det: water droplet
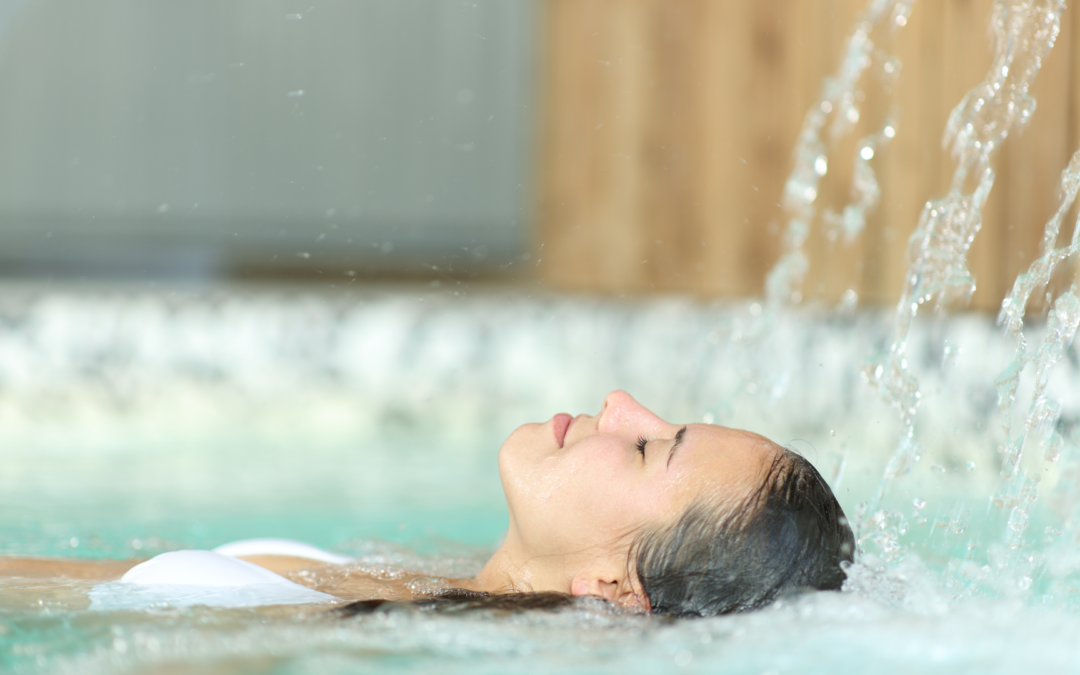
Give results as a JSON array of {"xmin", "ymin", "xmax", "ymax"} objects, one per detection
[
  {"xmin": 884, "ymin": 125, "xmax": 896, "ymax": 138},
  {"xmin": 846, "ymin": 107, "xmax": 860, "ymax": 124},
  {"xmin": 966, "ymin": 461, "xmax": 976, "ymax": 472},
  {"xmin": 913, "ymin": 498, "xmax": 926, "ymax": 510},
  {"xmin": 702, "ymin": 412, "xmax": 715, "ymax": 424},
  {"xmin": 840, "ymin": 288, "xmax": 859, "ymax": 312},
  {"xmin": 821, "ymin": 101, "xmax": 833, "ymax": 114},
  {"xmin": 814, "ymin": 155, "xmax": 828, "ymax": 176},
  {"xmin": 830, "ymin": 429, "xmax": 836, "ymax": 437},
  {"xmin": 69, "ymin": 537, "xmax": 79, "ymax": 547},
  {"xmin": 749, "ymin": 302, "xmax": 762, "ymax": 316},
  {"xmin": 895, "ymin": 14, "xmax": 907, "ymax": 26},
  {"xmin": 860, "ymin": 146, "xmax": 875, "ymax": 161}
]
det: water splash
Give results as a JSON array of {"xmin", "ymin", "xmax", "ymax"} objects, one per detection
[
  {"xmin": 862, "ymin": 0, "xmax": 1067, "ymax": 544},
  {"xmin": 991, "ymin": 141, "xmax": 1080, "ymax": 555},
  {"xmin": 767, "ymin": 0, "xmax": 914, "ymax": 307}
]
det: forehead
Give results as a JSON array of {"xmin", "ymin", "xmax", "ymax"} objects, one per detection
[{"xmin": 668, "ymin": 424, "xmax": 778, "ymax": 501}]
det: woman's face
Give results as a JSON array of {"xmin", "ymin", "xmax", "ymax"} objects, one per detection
[{"xmin": 498, "ymin": 390, "xmax": 780, "ymax": 563}]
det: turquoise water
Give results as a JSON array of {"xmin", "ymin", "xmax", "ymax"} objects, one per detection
[
  {"xmin": 3, "ymin": 286, "xmax": 1080, "ymax": 674},
  {"xmin": 1, "ymin": 433, "xmax": 507, "ymax": 559}
]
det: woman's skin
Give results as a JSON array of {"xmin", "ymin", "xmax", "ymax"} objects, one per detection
[{"xmin": 0, "ymin": 390, "xmax": 779, "ymax": 610}]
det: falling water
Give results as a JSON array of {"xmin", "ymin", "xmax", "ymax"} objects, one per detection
[
  {"xmin": 767, "ymin": 0, "xmax": 915, "ymax": 308},
  {"xmin": 990, "ymin": 147, "xmax": 1080, "ymax": 570},
  {"xmin": 859, "ymin": 0, "xmax": 1067, "ymax": 553}
]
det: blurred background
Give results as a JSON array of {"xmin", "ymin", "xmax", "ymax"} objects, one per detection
[
  {"xmin": 0, "ymin": 0, "xmax": 1075, "ymax": 307},
  {"xmin": 6, "ymin": 4, "xmax": 1080, "ymax": 672}
]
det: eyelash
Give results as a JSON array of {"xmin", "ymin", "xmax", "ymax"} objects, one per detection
[{"xmin": 635, "ymin": 436, "xmax": 648, "ymax": 458}]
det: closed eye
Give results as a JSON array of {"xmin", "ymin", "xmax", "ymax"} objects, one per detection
[{"xmin": 635, "ymin": 436, "xmax": 648, "ymax": 459}]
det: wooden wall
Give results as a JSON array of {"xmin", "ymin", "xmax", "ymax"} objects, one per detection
[{"xmin": 534, "ymin": 0, "xmax": 1080, "ymax": 309}]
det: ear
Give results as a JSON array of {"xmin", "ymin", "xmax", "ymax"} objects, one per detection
[{"xmin": 570, "ymin": 573, "xmax": 651, "ymax": 613}]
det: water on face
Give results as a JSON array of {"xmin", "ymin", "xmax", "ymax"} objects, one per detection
[{"xmin": 1, "ymin": 287, "xmax": 1080, "ymax": 674}]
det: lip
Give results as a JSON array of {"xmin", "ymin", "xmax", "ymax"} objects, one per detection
[{"xmin": 552, "ymin": 413, "xmax": 573, "ymax": 448}]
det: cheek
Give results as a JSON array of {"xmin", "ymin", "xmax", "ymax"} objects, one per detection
[{"xmin": 548, "ymin": 442, "xmax": 650, "ymax": 517}]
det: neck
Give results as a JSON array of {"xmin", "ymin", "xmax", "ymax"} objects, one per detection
[{"xmin": 451, "ymin": 530, "xmax": 570, "ymax": 596}]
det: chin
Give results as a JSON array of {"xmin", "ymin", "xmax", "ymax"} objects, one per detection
[{"xmin": 497, "ymin": 422, "xmax": 545, "ymax": 485}]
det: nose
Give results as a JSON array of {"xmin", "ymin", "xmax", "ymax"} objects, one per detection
[{"xmin": 597, "ymin": 390, "xmax": 669, "ymax": 436}]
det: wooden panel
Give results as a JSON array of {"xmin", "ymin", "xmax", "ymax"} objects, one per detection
[
  {"xmin": 537, "ymin": 0, "xmax": 650, "ymax": 291},
  {"xmin": 866, "ymin": 0, "xmax": 943, "ymax": 302},
  {"xmin": 536, "ymin": 0, "xmax": 1080, "ymax": 310}
]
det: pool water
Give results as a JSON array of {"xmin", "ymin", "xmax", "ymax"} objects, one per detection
[{"xmin": 2, "ymin": 284, "xmax": 1080, "ymax": 674}]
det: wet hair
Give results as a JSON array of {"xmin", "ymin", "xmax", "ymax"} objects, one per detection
[
  {"xmin": 633, "ymin": 447, "xmax": 855, "ymax": 618},
  {"xmin": 338, "ymin": 588, "xmax": 573, "ymax": 616}
]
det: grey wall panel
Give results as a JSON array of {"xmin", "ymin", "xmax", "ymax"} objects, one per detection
[{"xmin": 0, "ymin": 0, "xmax": 536, "ymax": 277}]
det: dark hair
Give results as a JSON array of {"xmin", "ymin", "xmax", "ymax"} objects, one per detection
[
  {"xmin": 337, "ymin": 588, "xmax": 574, "ymax": 616},
  {"xmin": 633, "ymin": 448, "xmax": 854, "ymax": 618}
]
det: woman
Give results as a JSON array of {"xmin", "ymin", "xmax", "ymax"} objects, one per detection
[{"xmin": 0, "ymin": 391, "xmax": 854, "ymax": 618}]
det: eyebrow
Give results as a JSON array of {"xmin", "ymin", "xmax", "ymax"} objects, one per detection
[{"xmin": 667, "ymin": 426, "xmax": 688, "ymax": 468}]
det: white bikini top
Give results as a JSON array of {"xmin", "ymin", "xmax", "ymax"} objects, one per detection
[{"xmin": 89, "ymin": 539, "xmax": 349, "ymax": 611}]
